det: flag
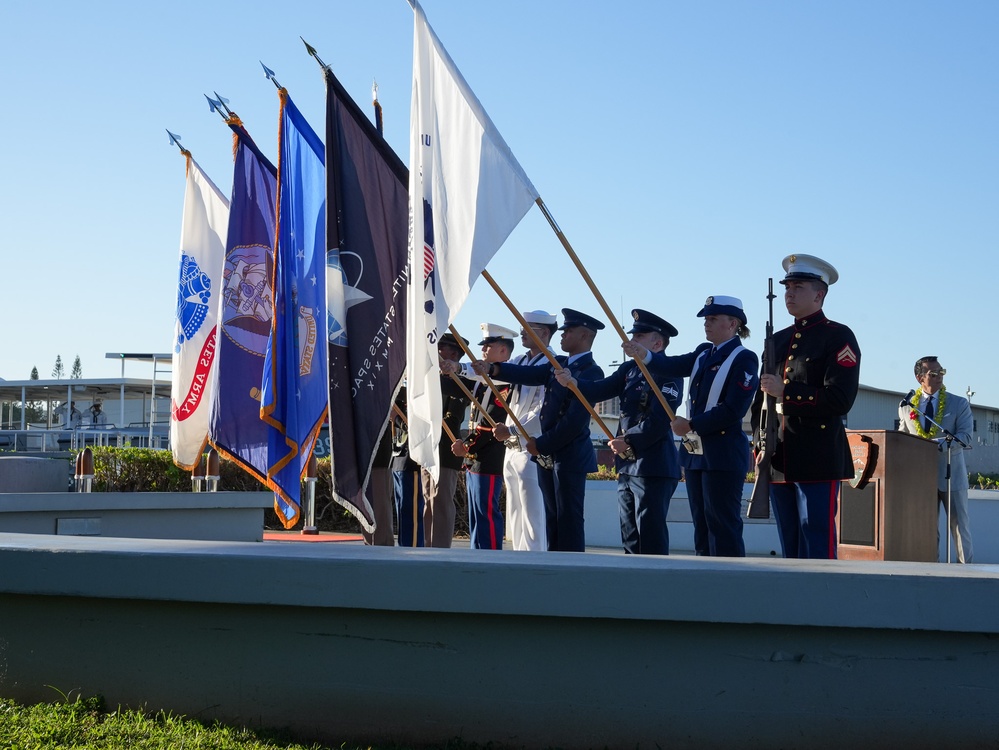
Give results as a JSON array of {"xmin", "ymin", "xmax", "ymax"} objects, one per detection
[
  {"xmin": 407, "ymin": 0, "xmax": 540, "ymax": 479},
  {"xmin": 261, "ymin": 90, "xmax": 329, "ymax": 527},
  {"xmin": 208, "ymin": 122, "xmax": 278, "ymax": 483},
  {"xmin": 170, "ymin": 154, "xmax": 229, "ymax": 470},
  {"xmin": 325, "ymin": 68, "xmax": 409, "ymax": 531}
]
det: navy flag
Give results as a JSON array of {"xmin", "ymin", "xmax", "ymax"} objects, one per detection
[
  {"xmin": 325, "ymin": 67, "xmax": 409, "ymax": 531},
  {"xmin": 208, "ymin": 121, "xmax": 277, "ymax": 484},
  {"xmin": 261, "ymin": 89, "xmax": 329, "ymax": 527}
]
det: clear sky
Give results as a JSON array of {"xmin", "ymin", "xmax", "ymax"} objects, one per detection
[{"xmin": 2, "ymin": 1, "xmax": 997, "ymax": 406}]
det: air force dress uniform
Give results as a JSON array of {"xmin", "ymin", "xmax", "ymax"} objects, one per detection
[
  {"xmin": 648, "ymin": 297, "xmax": 759, "ymax": 557},
  {"xmin": 751, "ymin": 255, "xmax": 861, "ymax": 559},
  {"xmin": 577, "ymin": 310, "xmax": 683, "ymax": 555},
  {"xmin": 493, "ymin": 309, "xmax": 604, "ymax": 552}
]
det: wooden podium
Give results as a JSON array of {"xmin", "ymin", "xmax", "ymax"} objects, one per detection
[{"xmin": 837, "ymin": 430, "xmax": 938, "ymax": 561}]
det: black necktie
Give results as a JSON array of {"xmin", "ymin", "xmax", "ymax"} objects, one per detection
[{"xmin": 923, "ymin": 396, "xmax": 933, "ymax": 431}]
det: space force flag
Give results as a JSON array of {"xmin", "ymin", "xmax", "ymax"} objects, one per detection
[
  {"xmin": 407, "ymin": 0, "xmax": 540, "ymax": 479},
  {"xmin": 171, "ymin": 155, "xmax": 229, "ymax": 470},
  {"xmin": 260, "ymin": 89, "xmax": 329, "ymax": 527},
  {"xmin": 208, "ymin": 123, "xmax": 277, "ymax": 484},
  {"xmin": 325, "ymin": 68, "xmax": 409, "ymax": 531}
]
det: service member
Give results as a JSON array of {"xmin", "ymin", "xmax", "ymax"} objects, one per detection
[
  {"xmin": 481, "ymin": 309, "xmax": 605, "ymax": 552},
  {"xmin": 390, "ymin": 387, "xmax": 425, "ymax": 547},
  {"xmin": 567, "ymin": 310, "xmax": 683, "ymax": 555},
  {"xmin": 492, "ymin": 311, "xmax": 558, "ymax": 551},
  {"xmin": 452, "ymin": 324, "xmax": 515, "ymax": 549},
  {"xmin": 629, "ymin": 297, "xmax": 758, "ymax": 557},
  {"xmin": 423, "ymin": 333, "xmax": 471, "ymax": 548},
  {"xmin": 751, "ymin": 254, "xmax": 861, "ymax": 559}
]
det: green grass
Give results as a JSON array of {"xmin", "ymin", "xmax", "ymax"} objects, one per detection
[{"xmin": 0, "ymin": 695, "xmax": 368, "ymax": 749}]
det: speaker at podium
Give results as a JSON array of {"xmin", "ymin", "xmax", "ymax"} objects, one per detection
[{"xmin": 837, "ymin": 430, "xmax": 939, "ymax": 561}]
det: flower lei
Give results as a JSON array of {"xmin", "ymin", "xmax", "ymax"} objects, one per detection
[{"xmin": 909, "ymin": 386, "xmax": 946, "ymax": 439}]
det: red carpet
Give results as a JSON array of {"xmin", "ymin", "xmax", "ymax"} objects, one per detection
[{"xmin": 262, "ymin": 531, "xmax": 364, "ymax": 543}]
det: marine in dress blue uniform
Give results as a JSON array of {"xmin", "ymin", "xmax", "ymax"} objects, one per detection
[
  {"xmin": 575, "ymin": 310, "xmax": 683, "ymax": 555},
  {"xmin": 751, "ymin": 255, "xmax": 861, "ymax": 559},
  {"xmin": 643, "ymin": 297, "xmax": 759, "ymax": 557},
  {"xmin": 490, "ymin": 309, "xmax": 605, "ymax": 552},
  {"xmin": 458, "ymin": 324, "xmax": 515, "ymax": 550}
]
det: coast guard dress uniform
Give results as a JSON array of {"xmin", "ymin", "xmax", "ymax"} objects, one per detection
[
  {"xmin": 493, "ymin": 309, "xmax": 604, "ymax": 552},
  {"xmin": 577, "ymin": 310, "xmax": 683, "ymax": 555},
  {"xmin": 751, "ymin": 255, "xmax": 861, "ymax": 559},
  {"xmin": 648, "ymin": 297, "xmax": 759, "ymax": 557}
]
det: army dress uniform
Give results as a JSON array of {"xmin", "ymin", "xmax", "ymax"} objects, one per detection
[
  {"xmin": 751, "ymin": 255, "xmax": 861, "ymax": 559},
  {"xmin": 577, "ymin": 310, "xmax": 683, "ymax": 555},
  {"xmin": 423, "ymin": 333, "xmax": 472, "ymax": 548},
  {"xmin": 493, "ymin": 309, "xmax": 605, "ymax": 552}
]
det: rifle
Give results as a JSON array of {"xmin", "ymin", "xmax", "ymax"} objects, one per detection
[{"xmin": 747, "ymin": 279, "xmax": 777, "ymax": 519}]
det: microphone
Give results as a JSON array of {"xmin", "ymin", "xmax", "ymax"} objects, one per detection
[{"xmin": 899, "ymin": 389, "xmax": 915, "ymax": 408}]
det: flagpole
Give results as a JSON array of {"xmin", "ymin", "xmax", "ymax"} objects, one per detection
[
  {"xmin": 478, "ymin": 272, "xmax": 617, "ymax": 443},
  {"xmin": 444, "ymin": 371, "xmax": 501, "ymax": 429},
  {"xmin": 395, "ymin": 400, "xmax": 457, "ymax": 443},
  {"xmin": 446, "ymin": 324, "xmax": 532, "ymax": 442},
  {"xmin": 165, "ymin": 130, "xmax": 190, "ymax": 164},
  {"xmin": 533, "ymin": 197, "xmax": 677, "ymax": 421}
]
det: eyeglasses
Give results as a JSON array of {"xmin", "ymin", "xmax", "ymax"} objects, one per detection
[{"xmin": 924, "ymin": 369, "xmax": 946, "ymax": 377}]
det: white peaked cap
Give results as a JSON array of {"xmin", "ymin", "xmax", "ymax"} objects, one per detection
[{"xmin": 478, "ymin": 323, "xmax": 518, "ymax": 345}]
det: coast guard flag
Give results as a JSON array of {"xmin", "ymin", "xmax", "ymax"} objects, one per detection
[
  {"xmin": 325, "ymin": 67, "xmax": 409, "ymax": 531},
  {"xmin": 171, "ymin": 155, "xmax": 229, "ymax": 470},
  {"xmin": 261, "ymin": 90, "xmax": 329, "ymax": 527},
  {"xmin": 209, "ymin": 123, "xmax": 277, "ymax": 483},
  {"xmin": 407, "ymin": 0, "xmax": 540, "ymax": 479}
]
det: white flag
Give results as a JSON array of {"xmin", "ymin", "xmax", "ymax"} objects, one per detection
[
  {"xmin": 171, "ymin": 156, "xmax": 229, "ymax": 470},
  {"xmin": 407, "ymin": 0, "xmax": 540, "ymax": 479}
]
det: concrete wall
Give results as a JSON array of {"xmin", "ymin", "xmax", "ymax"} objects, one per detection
[
  {"xmin": 1, "ymin": 533, "xmax": 999, "ymax": 749},
  {"xmin": 585, "ymin": 480, "xmax": 782, "ymax": 556},
  {"xmin": 0, "ymin": 456, "xmax": 70, "ymax": 492},
  {"xmin": 0, "ymin": 492, "xmax": 271, "ymax": 542},
  {"xmin": 586, "ymin": 481, "xmax": 999, "ymax": 563}
]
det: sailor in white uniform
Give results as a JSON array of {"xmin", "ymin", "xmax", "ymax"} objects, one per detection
[{"xmin": 492, "ymin": 311, "xmax": 558, "ymax": 551}]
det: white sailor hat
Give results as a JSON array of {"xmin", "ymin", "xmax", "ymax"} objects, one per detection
[
  {"xmin": 522, "ymin": 309, "xmax": 557, "ymax": 326},
  {"xmin": 780, "ymin": 254, "xmax": 839, "ymax": 286},
  {"xmin": 478, "ymin": 323, "xmax": 517, "ymax": 346},
  {"xmin": 697, "ymin": 295, "xmax": 747, "ymax": 325}
]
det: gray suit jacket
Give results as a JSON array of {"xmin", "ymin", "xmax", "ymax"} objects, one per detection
[{"xmin": 898, "ymin": 389, "xmax": 972, "ymax": 495}]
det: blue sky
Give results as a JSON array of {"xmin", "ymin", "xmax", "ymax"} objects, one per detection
[{"xmin": 2, "ymin": 1, "xmax": 997, "ymax": 406}]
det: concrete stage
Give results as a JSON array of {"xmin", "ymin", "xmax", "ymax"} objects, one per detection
[{"xmin": 1, "ymin": 532, "xmax": 999, "ymax": 749}]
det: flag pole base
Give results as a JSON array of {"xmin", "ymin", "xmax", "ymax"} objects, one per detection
[{"xmin": 301, "ymin": 526, "xmax": 318, "ymax": 536}]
